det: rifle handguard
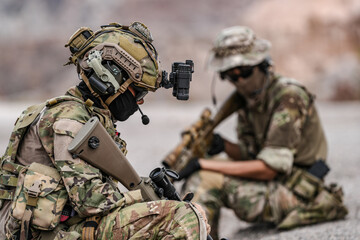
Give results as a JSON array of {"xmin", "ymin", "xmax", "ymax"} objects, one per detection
[
  {"xmin": 162, "ymin": 108, "xmax": 212, "ymax": 170},
  {"xmin": 163, "ymin": 91, "xmax": 245, "ymax": 173}
]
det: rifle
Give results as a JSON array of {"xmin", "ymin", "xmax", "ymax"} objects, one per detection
[
  {"xmin": 68, "ymin": 117, "xmax": 214, "ymax": 240},
  {"xmin": 67, "ymin": 117, "xmax": 180, "ymax": 201},
  {"xmin": 162, "ymin": 91, "xmax": 245, "ymax": 173}
]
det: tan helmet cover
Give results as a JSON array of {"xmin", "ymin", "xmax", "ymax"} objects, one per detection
[
  {"xmin": 65, "ymin": 22, "xmax": 162, "ymax": 92},
  {"xmin": 208, "ymin": 26, "xmax": 271, "ymax": 72}
]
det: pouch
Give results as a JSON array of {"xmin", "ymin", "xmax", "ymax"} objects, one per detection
[
  {"xmin": 285, "ymin": 168, "xmax": 321, "ymax": 201},
  {"xmin": 65, "ymin": 27, "xmax": 94, "ymax": 54},
  {"xmin": 278, "ymin": 186, "xmax": 348, "ymax": 230},
  {"xmin": 11, "ymin": 162, "xmax": 68, "ymax": 230},
  {"xmin": 0, "ymin": 170, "xmax": 18, "ymax": 210}
]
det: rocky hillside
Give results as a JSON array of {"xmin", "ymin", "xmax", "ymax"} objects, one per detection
[{"xmin": 0, "ymin": 0, "xmax": 359, "ymax": 101}]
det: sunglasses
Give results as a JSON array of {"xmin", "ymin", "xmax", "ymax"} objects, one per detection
[{"xmin": 220, "ymin": 66, "xmax": 254, "ymax": 82}]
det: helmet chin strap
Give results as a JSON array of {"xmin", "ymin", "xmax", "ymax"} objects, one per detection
[
  {"xmin": 104, "ymin": 78, "xmax": 133, "ymax": 105},
  {"xmin": 81, "ymin": 69, "xmax": 150, "ymax": 125},
  {"xmin": 80, "ymin": 70, "xmax": 109, "ymax": 109},
  {"xmin": 80, "ymin": 69, "xmax": 134, "ymax": 108}
]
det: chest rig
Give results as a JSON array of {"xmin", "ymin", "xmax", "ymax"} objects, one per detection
[{"xmin": 0, "ymin": 95, "xmax": 127, "ymax": 239}]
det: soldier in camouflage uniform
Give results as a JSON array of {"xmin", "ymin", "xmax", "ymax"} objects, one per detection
[
  {"xmin": 0, "ymin": 22, "xmax": 209, "ymax": 240},
  {"xmin": 178, "ymin": 26, "xmax": 348, "ymax": 239}
]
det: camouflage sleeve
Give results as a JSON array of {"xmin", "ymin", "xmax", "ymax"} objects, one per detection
[
  {"xmin": 257, "ymin": 84, "xmax": 311, "ymax": 174},
  {"xmin": 52, "ymin": 119, "xmax": 126, "ymax": 217}
]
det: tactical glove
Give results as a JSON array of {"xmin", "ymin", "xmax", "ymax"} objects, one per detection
[
  {"xmin": 207, "ymin": 133, "xmax": 225, "ymax": 156},
  {"xmin": 177, "ymin": 158, "xmax": 201, "ymax": 180}
]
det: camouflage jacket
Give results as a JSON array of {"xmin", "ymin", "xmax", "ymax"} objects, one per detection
[
  {"xmin": 1, "ymin": 87, "xmax": 129, "ymax": 219},
  {"xmin": 236, "ymin": 75, "xmax": 327, "ymax": 175}
]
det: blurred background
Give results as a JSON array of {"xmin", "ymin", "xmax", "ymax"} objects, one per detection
[
  {"xmin": 1, "ymin": 0, "xmax": 360, "ymax": 238},
  {"xmin": 0, "ymin": 0, "xmax": 360, "ymax": 102}
]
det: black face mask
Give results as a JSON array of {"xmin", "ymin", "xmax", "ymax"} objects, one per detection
[
  {"xmin": 77, "ymin": 81, "xmax": 138, "ymax": 121},
  {"xmin": 107, "ymin": 89, "xmax": 139, "ymax": 121}
]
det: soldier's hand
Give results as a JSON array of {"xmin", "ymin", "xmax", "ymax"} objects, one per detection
[
  {"xmin": 207, "ymin": 133, "xmax": 225, "ymax": 156},
  {"xmin": 177, "ymin": 158, "xmax": 201, "ymax": 180}
]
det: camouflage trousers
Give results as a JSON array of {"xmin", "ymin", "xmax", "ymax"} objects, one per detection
[
  {"xmin": 54, "ymin": 200, "xmax": 205, "ymax": 240},
  {"xmin": 182, "ymin": 170, "xmax": 302, "ymax": 240},
  {"xmin": 183, "ymin": 170, "xmax": 348, "ymax": 240}
]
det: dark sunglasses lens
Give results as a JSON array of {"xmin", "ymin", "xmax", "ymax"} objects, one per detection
[
  {"xmin": 220, "ymin": 72, "xmax": 230, "ymax": 80},
  {"xmin": 220, "ymin": 72, "xmax": 226, "ymax": 80},
  {"xmin": 239, "ymin": 68, "xmax": 253, "ymax": 78},
  {"xmin": 220, "ymin": 71, "xmax": 237, "ymax": 82},
  {"xmin": 221, "ymin": 67, "xmax": 253, "ymax": 82}
]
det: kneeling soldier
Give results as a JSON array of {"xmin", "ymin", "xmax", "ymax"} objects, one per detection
[
  {"xmin": 179, "ymin": 26, "xmax": 348, "ymax": 240},
  {"xmin": 0, "ymin": 22, "xmax": 209, "ymax": 240}
]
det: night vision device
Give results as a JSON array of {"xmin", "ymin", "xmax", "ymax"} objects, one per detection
[
  {"xmin": 161, "ymin": 60, "xmax": 194, "ymax": 100},
  {"xmin": 66, "ymin": 22, "xmax": 195, "ymax": 101}
]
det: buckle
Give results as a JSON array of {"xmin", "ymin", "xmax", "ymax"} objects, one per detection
[{"xmin": 27, "ymin": 180, "xmax": 42, "ymax": 207}]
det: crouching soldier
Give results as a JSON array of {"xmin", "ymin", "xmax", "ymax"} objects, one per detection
[{"xmin": 0, "ymin": 22, "xmax": 209, "ymax": 240}]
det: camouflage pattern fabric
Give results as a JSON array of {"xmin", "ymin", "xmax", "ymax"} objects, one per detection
[
  {"xmin": 66, "ymin": 22, "xmax": 162, "ymax": 92},
  {"xmin": 182, "ymin": 76, "xmax": 347, "ymax": 239},
  {"xmin": 207, "ymin": 26, "xmax": 271, "ymax": 72},
  {"xmin": 36, "ymin": 87, "xmax": 125, "ymax": 218},
  {"xmin": 277, "ymin": 184, "xmax": 348, "ymax": 229},
  {"xmin": 183, "ymin": 170, "xmax": 301, "ymax": 239},
  {"xmin": 96, "ymin": 200, "xmax": 202, "ymax": 240},
  {"xmin": 2, "ymin": 86, "xmax": 205, "ymax": 239},
  {"xmin": 236, "ymin": 76, "xmax": 327, "ymax": 173},
  {"xmin": 89, "ymin": 30, "xmax": 160, "ymax": 91},
  {"xmin": 11, "ymin": 163, "xmax": 68, "ymax": 231},
  {"xmin": 1, "ymin": 87, "xmax": 125, "ymax": 237},
  {"xmin": 184, "ymin": 169, "xmax": 347, "ymax": 240}
]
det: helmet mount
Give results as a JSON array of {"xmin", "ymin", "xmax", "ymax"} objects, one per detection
[{"xmin": 66, "ymin": 22, "xmax": 196, "ymax": 124}]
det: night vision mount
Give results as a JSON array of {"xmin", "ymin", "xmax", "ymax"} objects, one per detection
[{"xmin": 161, "ymin": 60, "xmax": 194, "ymax": 100}]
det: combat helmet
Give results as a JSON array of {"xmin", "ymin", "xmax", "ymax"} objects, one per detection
[
  {"xmin": 208, "ymin": 26, "xmax": 271, "ymax": 72},
  {"xmin": 65, "ymin": 22, "xmax": 163, "ymax": 106}
]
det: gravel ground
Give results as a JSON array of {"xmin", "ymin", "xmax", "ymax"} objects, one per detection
[{"xmin": 0, "ymin": 100, "xmax": 359, "ymax": 239}]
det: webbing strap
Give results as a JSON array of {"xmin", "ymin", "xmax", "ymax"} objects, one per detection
[
  {"xmin": 64, "ymin": 215, "xmax": 83, "ymax": 226},
  {"xmin": 19, "ymin": 180, "xmax": 42, "ymax": 240},
  {"xmin": 104, "ymin": 78, "xmax": 133, "ymax": 105},
  {"xmin": 0, "ymin": 174, "xmax": 18, "ymax": 187},
  {"xmin": 80, "ymin": 71, "xmax": 109, "ymax": 110},
  {"xmin": 1, "ymin": 160, "xmax": 24, "ymax": 175},
  {"xmin": 0, "ymin": 189, "xmax": 14, "ymax": 200},
  {"xmin": 20, "ymin": 209, "xmax": 32, "ymax": 240},
  {"xmin": 82, "ymin": 215, "xmax": 101, "ymax": 240}
]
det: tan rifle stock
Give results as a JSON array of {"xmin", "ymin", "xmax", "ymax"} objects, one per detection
[
  {"xmin": 68, "ymin": 117, "xmax": 160, "ymax": 201},
  {"xmin": 68, "ymin": 118, "xmax": 216, "ymax": 240},
  {"xmin": 163, "ymin": 91, "xmax": 245, "ymax": 172}
]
